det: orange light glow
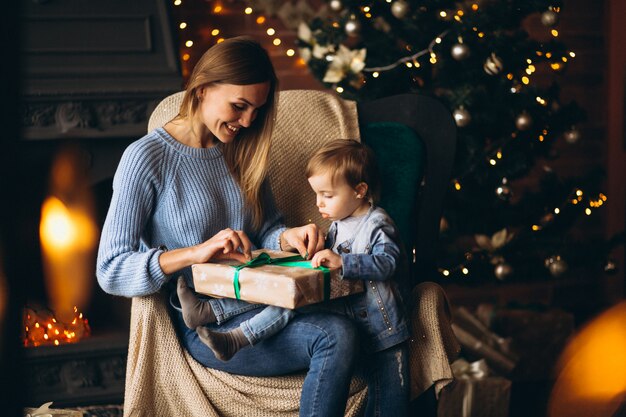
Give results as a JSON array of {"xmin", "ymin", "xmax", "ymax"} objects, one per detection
[
  {"xmin": 39, "ymin": 146, "xmax": 98, "ymax": 323},
  {"xmin": 548, "ymin": 302, "xmax": 626, "ymax": 417}
]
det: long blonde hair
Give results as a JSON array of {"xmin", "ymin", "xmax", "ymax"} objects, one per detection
[{"xmin": 178, "ymin": 37, "xmax": 278, "ymax": 229}]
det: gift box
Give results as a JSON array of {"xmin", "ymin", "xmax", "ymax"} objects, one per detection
[
  {"xmin": 476, "ymin": 303, "xmax": 575, "ymax": 381},
  {"xmin": 192, "ymin": 249, "xmax": 364, "ymax": 309},
  {"xmin": 451, "ymin": 306, "xmax": 518, "ymax": 375},
  {"xmin": 438, "ymin": 359, "xmax": 512, "ymax": 417}
]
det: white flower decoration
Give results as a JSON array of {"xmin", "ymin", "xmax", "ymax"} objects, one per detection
[
  {"xmin": 323, "ymin": 45, "xmax": 367, "ymax": 83},
  {"xmin": 298, "ymin": 22, "xmax": 330, "ymax": 62}
]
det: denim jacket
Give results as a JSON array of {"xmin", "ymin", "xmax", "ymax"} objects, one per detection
[{"xmin": 327, "ymin": 205, "xmax": 410, "ymax": 353}]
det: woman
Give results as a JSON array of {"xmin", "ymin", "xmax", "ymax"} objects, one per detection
[{"xmin": 96, "ymin": 37, "xmax": 358, "ymax": 417}]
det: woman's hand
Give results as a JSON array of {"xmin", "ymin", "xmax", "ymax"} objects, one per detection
[
  {"xmin": 196, "ymin": 228, "xmax": 252, "ymax": 264},
  {"xmin": 280, "ymin": 224, "xmax": 325, "ymax": 260},
  {"xmin": 159, "ymin": 228, "xmax": 252, "ymax": 275},
  {"xmin": 311, "ymin": 249, "xmax": 342, "ymax": 269}
]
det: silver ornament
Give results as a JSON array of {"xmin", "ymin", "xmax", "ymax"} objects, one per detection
[
  {"xmin": 451, "ymin": 43, "xmax": 471, "ymax": 61},
  {"xmin": 345, "ymin": 17, "xmax": 361, "ymax": 37},
  {"xmin": 453, "ymin": 106, "xmax": 471, "ymax": 127},
  {"xmin": 515, "ymin": 111, "xmax": 533, "ymax": 130},
  {"xmin": 564, "ymin": 127, "xmax": 581, "ymax": 144},
  {"xmin": 329, "ymin": 0, "xmax": 343, "ymax": 12},
  {"xmin": 496, "ymin": 178, "xmax": 513, "ymax": 201},
  {"xmin": 496, "ymin": 185, "xmax": 512, "ymax": 201},
  {"xmin": 541, "ymin": 10, "xmax": 559, "ymax": 27},
  {"xmin": 546, "ymin": 255, "xmax": 568, "ymax": 277},
  {"xmin": 484, "ymin": 53, "xmax": 503, "ymax": 75},
  {"xmin": 494, "ymin": 262, "xmax": 513, "ymax": 280},
  {"xmin": 391, "ymin": 0, "xmax": 410, "ymax": 19},
  {"xmin": 604, "ymin": 259, "xmax": 618, "ymax": 274}
]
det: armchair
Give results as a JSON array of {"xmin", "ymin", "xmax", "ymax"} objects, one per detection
[{"xmin": 122, "ymin": 89, "xmax": 459, "ymax": 417}]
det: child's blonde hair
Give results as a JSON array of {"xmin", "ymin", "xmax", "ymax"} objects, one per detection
[{"xmin": 305, "ymin": 139, "xmax": 380, "ymax": 203}]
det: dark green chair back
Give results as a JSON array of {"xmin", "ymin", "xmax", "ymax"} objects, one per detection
[{"xmin": 357, "ymin": 95, "xmax": 457, "ymax": 285}]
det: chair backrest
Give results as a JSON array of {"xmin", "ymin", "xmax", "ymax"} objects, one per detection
[
  {"xmin": 147, "ymin": 90, "xmax": 456, "ymax": 286},
  {"xmin": 357, "ymin": 95, "xmax": 457, "ymax": 285}
]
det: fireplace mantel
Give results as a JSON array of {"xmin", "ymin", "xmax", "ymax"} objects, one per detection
[{"xmin": 20, "ymin": 0, "xmax": 182, "ymax": 140}]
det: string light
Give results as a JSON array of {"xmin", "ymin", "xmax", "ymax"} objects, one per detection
[
  {"xmin": 363, "ymin": 30, "xmax": 450, "ymax": 72},
  {"xmin": 23, "ymin": 305, "xmax": 90, "ymax": 347}
]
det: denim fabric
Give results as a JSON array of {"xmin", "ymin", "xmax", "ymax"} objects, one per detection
[
  {"xmin": 239, "ymin": 305, "xmax": 295, "ymax": 345},
  {"xmin": 359, "ymin": 342, "xmax": 409, "ymax": 417},
  {"xmin": 168, "ymin": 290, "xmax": 264, "ymax": 325},
  {"xmin": 172, "ymin": 306, "xmax": 359, "ymax": 417},
  {"xmin": 328, "ymin": 206, "xmax": 410, "ymax": 352}
]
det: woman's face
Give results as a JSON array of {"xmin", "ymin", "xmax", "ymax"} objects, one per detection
[{"xmin": 197, "ymin": 82, "xmax": 271, "ymax": 144}]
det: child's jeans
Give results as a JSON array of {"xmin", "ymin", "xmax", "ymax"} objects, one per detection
[
  {"xmin": 361, "ymin": 342, "xmax": 410, "ymax": 417},
  {"xmin": 171, "ymin": 289, "xmax": 348, "ymax": 345}
]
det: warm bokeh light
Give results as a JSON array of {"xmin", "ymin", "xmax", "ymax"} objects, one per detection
[
  {"xmin": 548, "ymin": 302, "xmax": 626, "ymax": 417},
  {"xmin": 39, "ymin": 147, "xmax": 98, "ymax": 323}
]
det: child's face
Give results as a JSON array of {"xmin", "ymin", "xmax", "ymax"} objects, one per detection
[{"xmin": 308, "ymin": 171, "xmax": 369, "ymax": 221}]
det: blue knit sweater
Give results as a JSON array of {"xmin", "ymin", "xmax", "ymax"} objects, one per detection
[{"xmin": 96, "ymin": 128, "xmax": 285, "ymax": 297}]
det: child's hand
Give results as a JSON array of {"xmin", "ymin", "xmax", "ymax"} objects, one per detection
[
  {"xmin": 280, "ymin": 224, "xmax": 325, "ymax": 260},
  {"xmin": 311, "ymin": 249, "xmax": 342, "ymax": 269}
]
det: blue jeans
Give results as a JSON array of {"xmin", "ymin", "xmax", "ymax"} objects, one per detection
[
  {"xmin": 360, "ymin": 342, "xmax": 409, "ymax": 417},
  {"xmin": 172, "ymin": 306, "xmax": 359, "ymax": 417}
]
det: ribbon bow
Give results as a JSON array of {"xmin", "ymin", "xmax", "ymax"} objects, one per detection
[
  {"xmin": 450, "ymin": 359, "xmax": 490, "ymax": 417},
  {"xmin": 451, "ymin": 358, "xmax": 490, "ymax": 380},
  {"xmin": 231, "ymin": 252, "xmax": 330, "ymax": 301}
]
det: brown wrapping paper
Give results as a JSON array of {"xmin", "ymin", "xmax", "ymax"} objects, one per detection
[
  {"xmin": 192, "ymin": 249, "xmax": 364, "ymax": 309},
  {"xmin": 438, "ymin": 374, "xmax": 512, "ymax": 417}
]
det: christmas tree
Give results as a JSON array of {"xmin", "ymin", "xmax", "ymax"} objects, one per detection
[{"xmin": 295, "ymin": 0, "xmax": 613, "ymax": 283}]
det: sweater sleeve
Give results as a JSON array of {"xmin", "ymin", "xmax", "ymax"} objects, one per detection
[{"xmin": 96, "ymin": 139, "xmax": 170, "ymax": 297}]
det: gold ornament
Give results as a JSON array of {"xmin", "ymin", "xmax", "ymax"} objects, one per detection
[
  {"xmin": 515, "ymin": 111, "xmax": 533, "ymax": 130},
  {"xmin": 494, "ymin": 262, "xmax": 513, "ymax": 280},
  {"xmin": 484, "ymin": 53, "xmax": 503, "ymax": 75},
  {"xmin": 546, "ymin": 255, "xmax": 568, "ymax": 277},
  {"xmin": 541, "ymin": 9, "xmax": 559, "ymax": 27},
  {"xmin": 391, "ymin": 0, "xmax": 410, "ymax": 19},
  {"xmin": 440, "ymin": 216, "xmax": 449, "ymax": 233},
  {"xmin": 564, "ymin": 127, "xmax": 581, "ymax": 144}
]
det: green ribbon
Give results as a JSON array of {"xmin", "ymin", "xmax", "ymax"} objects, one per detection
[{"xmin": 231, "ymin": 252, "xmax": 330, "ymax": 302}]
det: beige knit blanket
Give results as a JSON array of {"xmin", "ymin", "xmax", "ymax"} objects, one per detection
[{"xmin": 123, "ymin": 90, "xmax": 458, "ymax": 417}]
